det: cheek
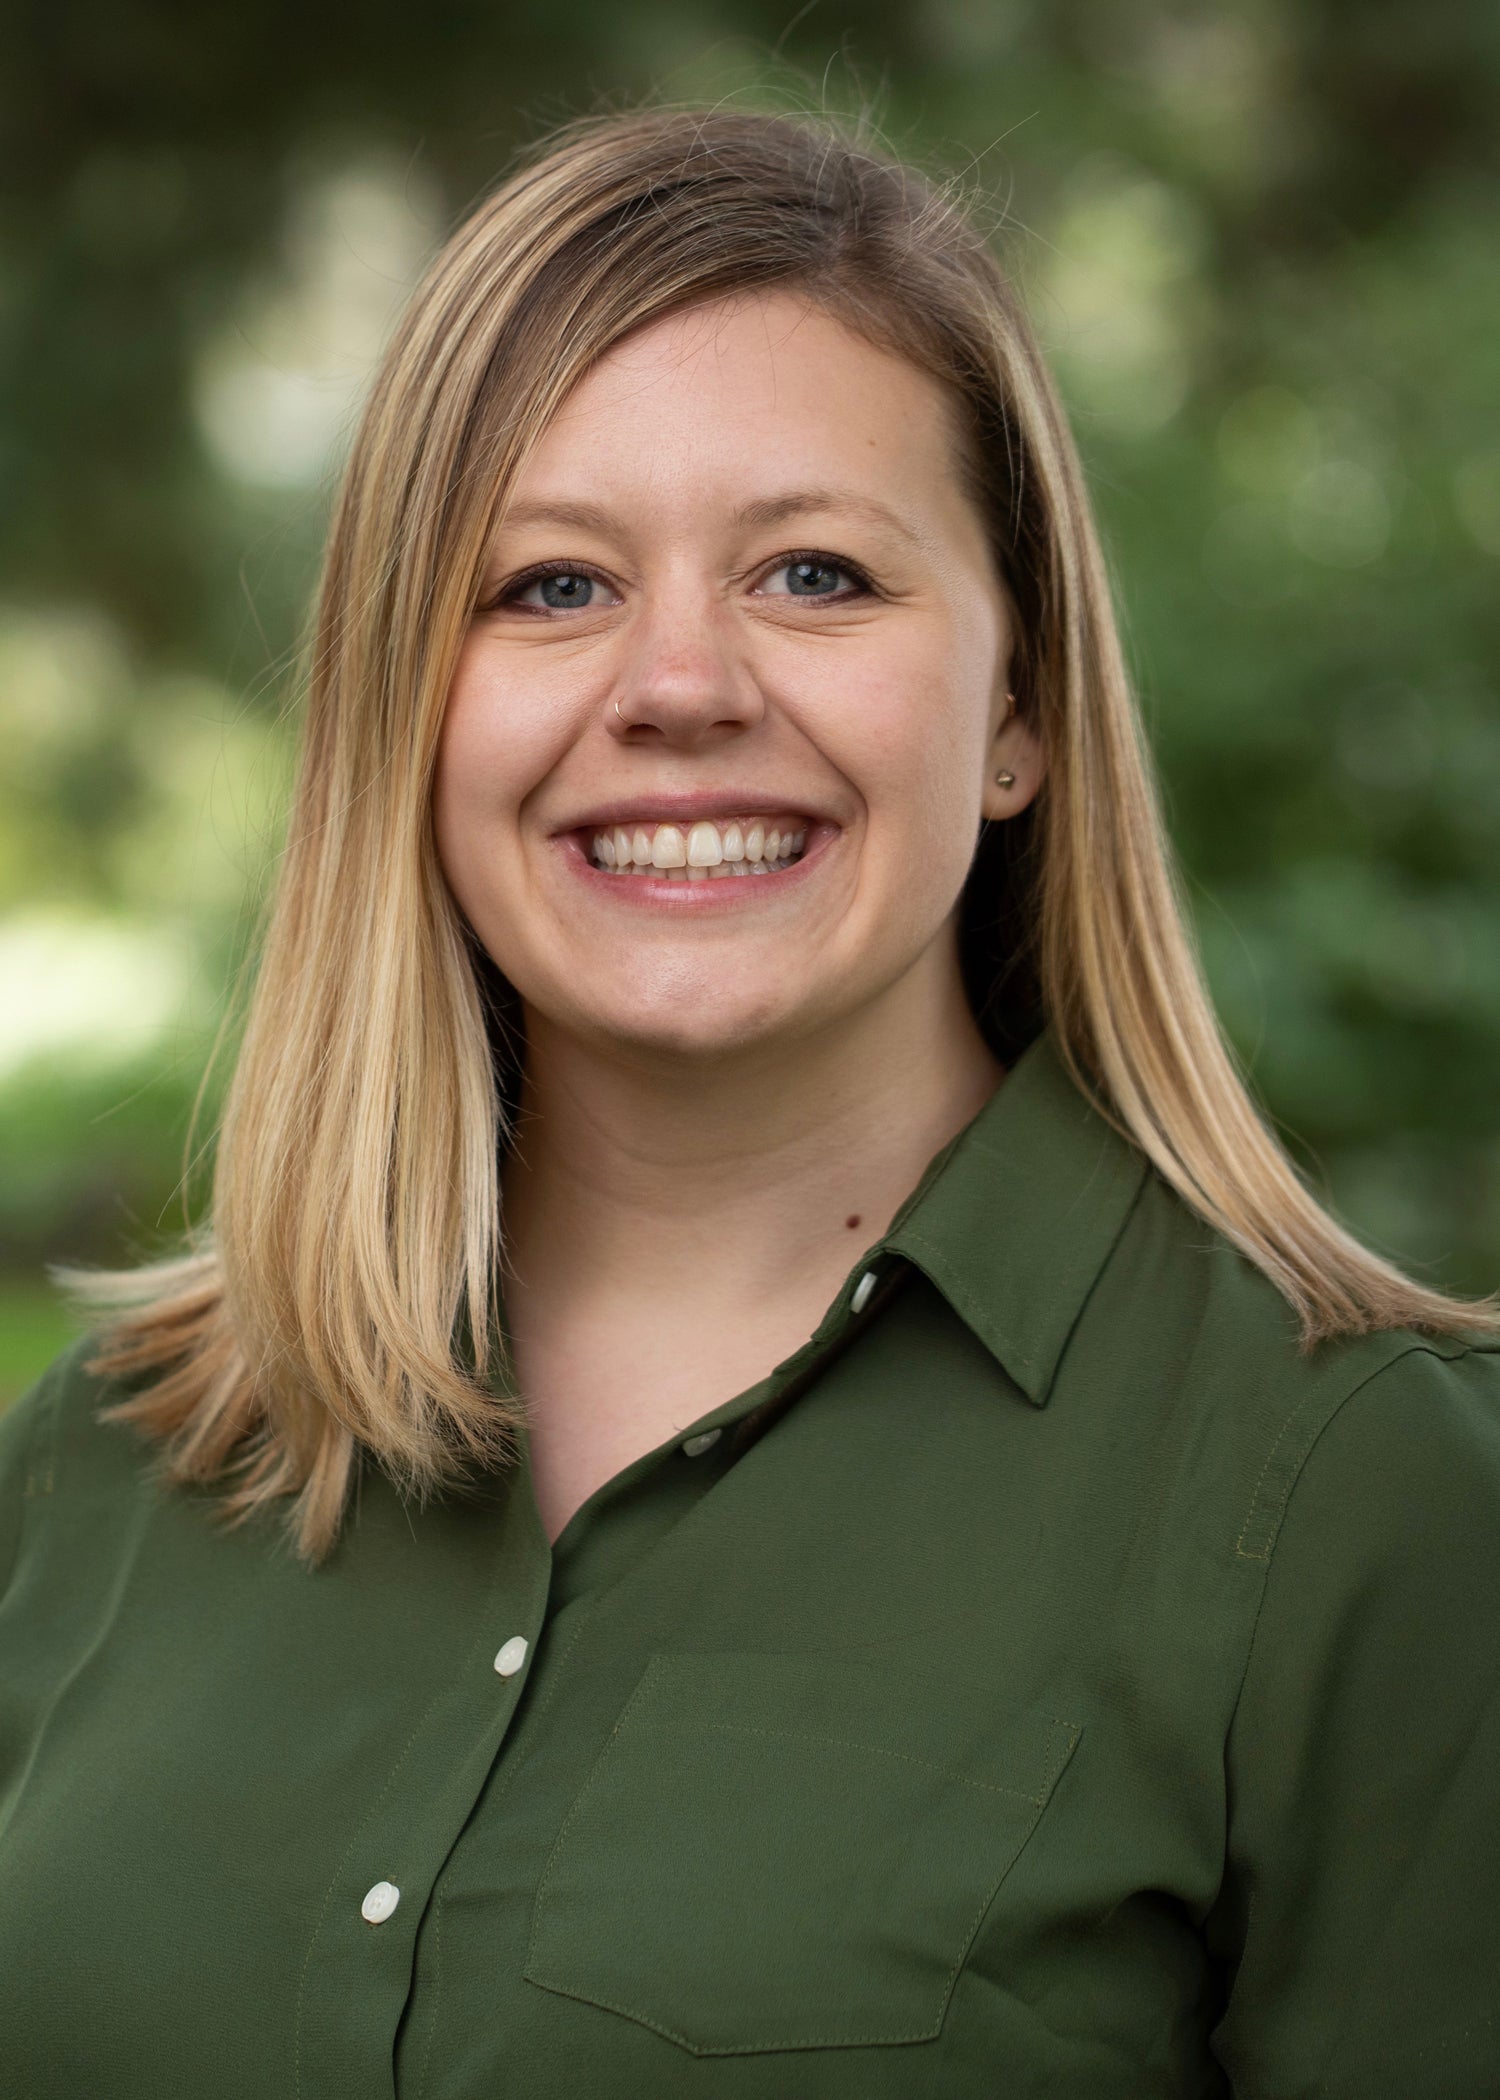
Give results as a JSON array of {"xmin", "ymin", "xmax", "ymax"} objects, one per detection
[
  {"xmin": 847, "ymin": 655, "xmax": 991, "ymax": 865},
  {"xmin": 431, "ymin": 649, "xmax": 556, "ymax": 890},
  {"xmin": 430, "ymin": 686, "xmax": 491, "ymax": 906}
]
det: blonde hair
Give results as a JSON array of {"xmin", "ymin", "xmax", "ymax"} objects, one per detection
[{"xmin": 81, "ymin": 104, "xmax": 1498, "ymax": 1560}]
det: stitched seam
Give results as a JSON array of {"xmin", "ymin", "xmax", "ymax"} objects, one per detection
[
  {"xmin": 524, "ymin": 1659, "xmax": 668, "ymax": 1977},
  {"xmin": 1234, "ymin": 1341, "xmax": 1454, "ymax": 1563},
  {"xmin": 526, "ymin": 1680, "xmax": 1080, "ymax": 2055},
  {"xmin": 1233, "ymin": 1389, "xmax": 1329, "ymax": 1563},
  {"xmin": 293, "ymin": 1544, "xmax": 511, "ymax": 2099},
  {"xmin": 470, "ymin": 1596, "xmax": 599, "ymax": 1817},
  {"xmin": 929, "ymin": 1716, "xmax": 1081, "ymax": 2043},
  {"xmin": 522, "ymin": 1977, "xmax": 942, "ymax": 2054},
  {"xmin": 688, "ymin": 1720, "xmax": 1058, "ymax": 1808},
  {"xmin": 896, "ymin": 1157, "xmax": 1148, "ymax": 1395},
  {"xmin": 530, "ymin": 1718, "xmax": 1081, "ymax": 2053},
  {"xmin": 1214, "ymin": 1347, "xmax": 1490, "ymax": 2085},
  {"xmin": 1033, "ymin": 1716, "xmax": 1082, "ymax": 1799},
  {"xmin": 1218, "ymin": 1344, "xmax": 1487, "ymax": 1772},
  {"xmin": 895, "ymin": 1228, "xmax": 1041, "ymax": 1375},
  {"xmin": 414, "ymin": 1887, "xmax": 443, "ymax": 2100}
]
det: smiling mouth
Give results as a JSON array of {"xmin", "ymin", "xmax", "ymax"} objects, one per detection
[{"xmin": 588, "ymin": 816, "xmax": 810, "ymax": 880}]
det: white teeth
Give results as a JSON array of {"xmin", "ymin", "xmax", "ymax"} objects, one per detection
[
  {"xmin": 651, "ymin": 825, "xmax": 686, "ymax": 869},
  {"xmin": 686, "ymin": 820, "xmax": 723, "ymax": 867},
  {"xmin": 589, "ymin": 815, "xmax": 811, "ymax": 875}
]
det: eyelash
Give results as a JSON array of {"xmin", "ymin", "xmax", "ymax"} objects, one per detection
[{"xmin": 485, "ymin": 550, "xmax": 877, "ymax": 612}]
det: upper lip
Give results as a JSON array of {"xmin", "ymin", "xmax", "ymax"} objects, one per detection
[{"xmin": 558, "ymin": 792, "xmax": 833, "ymax": 833}]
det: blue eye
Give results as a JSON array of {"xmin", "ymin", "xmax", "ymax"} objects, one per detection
[
  {"xmin": 762, "ymin": 557, "xmax": 863, "ymax": 599},
  {"xmin": 517, "ymin": 571, "xmax": 598, "ymax": 610}
]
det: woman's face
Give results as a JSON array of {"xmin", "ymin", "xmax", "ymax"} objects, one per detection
[{"xmin": 434, "ymin": 290, "xmax": 1044, "ymax": 1064}]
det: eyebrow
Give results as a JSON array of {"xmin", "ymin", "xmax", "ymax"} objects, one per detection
[
  {"xmin": 496, "ymin": 487, "xmax": 924, "ymax": 547},
  {"xmin": 733, "ymin": 488, "xmax": 923, "ymax": 547}
]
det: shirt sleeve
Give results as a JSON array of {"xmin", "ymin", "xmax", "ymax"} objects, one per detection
[
  {"xmin": 0, "ymin": 1362, "xmax": 57, "ymax": 1605},
  {"xmin": 1208, "ymin": 1339, "xmax": 1500, "ymax": 2097}
]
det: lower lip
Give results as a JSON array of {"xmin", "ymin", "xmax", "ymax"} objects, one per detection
[{"xmin": 557, "ymin": 825, "xmax": 837, "ymax": 907}]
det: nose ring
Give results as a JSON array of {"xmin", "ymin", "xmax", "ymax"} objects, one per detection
[{"xmin": 613, "ymin": 697, "xmax": 624, "ymax": 722}]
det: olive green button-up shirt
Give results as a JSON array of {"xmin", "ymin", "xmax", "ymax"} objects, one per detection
[{"xmin": 4, "ymin": 1029, "xmax": 1500, "ymax": 2098}]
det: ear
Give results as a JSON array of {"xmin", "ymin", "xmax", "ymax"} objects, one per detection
[{"xmin": 980, "ymin": 690, "xmax": 1046, "ymax": 822}]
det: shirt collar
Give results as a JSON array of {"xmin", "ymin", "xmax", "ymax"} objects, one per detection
[{"xmin": 881, "ymin": 1027, "xmax": 1148, "ymax": 1407}]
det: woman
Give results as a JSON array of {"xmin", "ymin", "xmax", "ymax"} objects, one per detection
[{"xmin": 2, "ymin": 105, "xmax": 1497, "ymax": 2098}]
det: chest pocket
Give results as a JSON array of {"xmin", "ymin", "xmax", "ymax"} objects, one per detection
[{"xmin": 523, "ymin": 1649, "xmax": 1079, "ymax": 2057}]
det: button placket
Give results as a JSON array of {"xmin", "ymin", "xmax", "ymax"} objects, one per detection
[{"xmin": 297, "ymin": 1465, "xmax": 555, "ymax": 2097}]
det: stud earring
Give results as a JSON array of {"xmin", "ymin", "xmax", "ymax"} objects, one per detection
[{"xmin": 993, "ymin": 691, "xmax": 1018, "ymax": 788}]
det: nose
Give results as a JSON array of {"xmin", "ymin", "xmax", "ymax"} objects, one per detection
[{"xmin": 609, "ymin": 588, "xmax": 764, "ymax": 748}]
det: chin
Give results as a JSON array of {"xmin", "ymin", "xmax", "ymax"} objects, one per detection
[{"xmin": 576, "ymin": 986, "xmax": 812, "ymax": 1063}]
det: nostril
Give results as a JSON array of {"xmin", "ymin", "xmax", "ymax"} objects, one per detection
[{"xmin": 610, "ymin": 665, "xmax": 764, "ymax": 739}]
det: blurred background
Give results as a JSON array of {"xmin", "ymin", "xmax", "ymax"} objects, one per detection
[{"xmin": 3, "ymin": 0, "xmax": 1498, "ymax": 1403}]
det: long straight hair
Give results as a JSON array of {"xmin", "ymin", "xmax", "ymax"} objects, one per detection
[{"xmin": 81, "ymin": 105, "xmax": 1498, "ymax": 1560}]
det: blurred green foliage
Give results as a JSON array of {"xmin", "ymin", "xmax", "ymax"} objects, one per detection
[{"xmin": 2, "ymin": 0, "xmax": 1498, "ymax": 1402}]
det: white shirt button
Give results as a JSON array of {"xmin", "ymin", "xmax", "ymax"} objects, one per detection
[
  {"xmin": 850, "ymin": 1270, "xmax": 878, "ymax": 1314},
  {"xmin": 682, "ymin": 1428, "xmax": 721, "ymax": 1457},
  {"xmin": 493, "ymin": 1634, "xmax": 529, "ymax": 1677},
  {"xmin": 361, "ymin": 1880, "xmax": 400, "ymax": 1925}
]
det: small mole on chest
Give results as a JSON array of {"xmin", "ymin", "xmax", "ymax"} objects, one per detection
[{"xmin": 845, "ymin": 1214, "xmax": 861, "ymax": 1230}]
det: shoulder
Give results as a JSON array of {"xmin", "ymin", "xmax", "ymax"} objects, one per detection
[
  {"xmin": 1207, "ymin": 1332, "xmax": 1500, "ymax": 2087},
  {"xmin": 1087, "ymin": 1164, "xmax": 1500, "ymax": 1554},
  {"xmin": 0, "ymin": 1349, "xmax": 64, "ymax": 1600},
  {"xmin": 1262, "ymin": 1332, "xmax": 1500, "ymax": 1580},
  {"xmin": 0, "ymin": 1331, "xmax": 160, "ymax": 1603}
]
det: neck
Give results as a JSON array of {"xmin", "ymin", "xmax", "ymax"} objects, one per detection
[{"xmin": 501, "ymin": 947, "xmax": 1002, "ymax": 1312}]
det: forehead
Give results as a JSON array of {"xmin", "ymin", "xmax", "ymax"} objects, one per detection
[{"xmin": 511, "ymin": 290, "xmax": 972, "ymax": 526}]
